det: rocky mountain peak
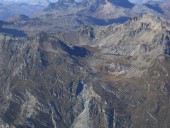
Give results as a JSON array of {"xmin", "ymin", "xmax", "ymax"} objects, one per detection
[{"xmin": 45, "ymin": 0, "xmax": 134, "ymax": 12}]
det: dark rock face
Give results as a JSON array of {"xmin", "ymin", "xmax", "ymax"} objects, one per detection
[{"xmin": 76, "ymin": 81, "xmax": 84, "ymax": 96}]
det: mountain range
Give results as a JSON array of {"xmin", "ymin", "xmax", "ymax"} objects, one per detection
[
  {"xmin": 0, "ymin": 13, "xmax": 170, "ymax": 128},
  {"xmin": 0, "ymin": 0, "xmax": 169, "ymax": 37},
  {"xmin": 0, "ymin": 0, "xmax": 168, "ymax": 20},
  {"xmin": 0, "ymin": 0, "xmax": 170, "ymax": 128},
  {"xmin": 0, "ymin": 0, "xmax": 164, "ymax": 5}
]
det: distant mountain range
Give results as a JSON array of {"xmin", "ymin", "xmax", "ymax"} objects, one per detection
[
  {"xmin": 0, "ymin": 0, "xmax": 166, "ymax": 20},
  {"xmin": 0, "ymin": 0, "xmax": 164, "ymax": 5},
  {"xmin": 0, "ymin": 0, "xmax": 169, "ymax": 36}
]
